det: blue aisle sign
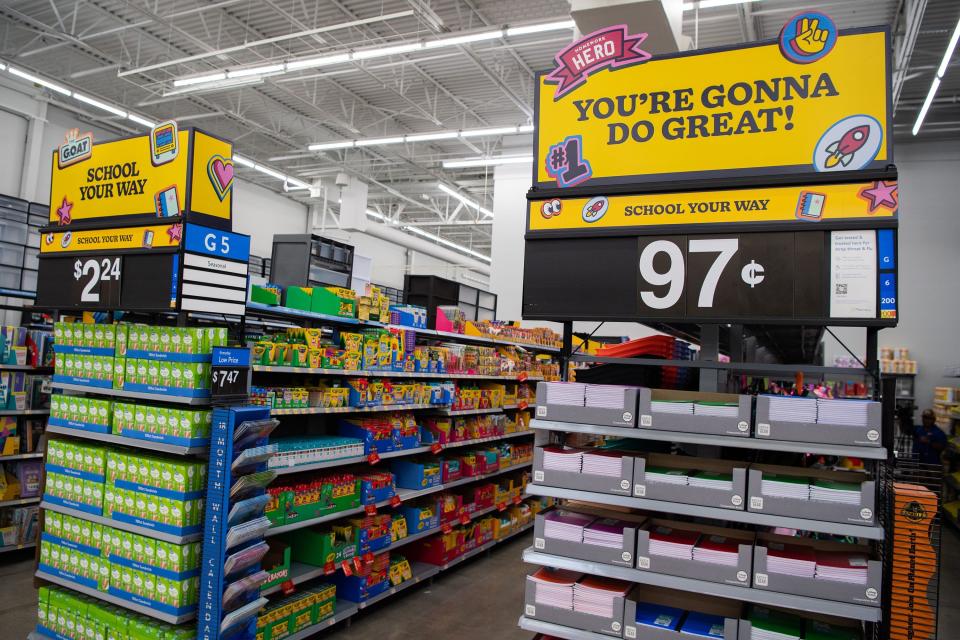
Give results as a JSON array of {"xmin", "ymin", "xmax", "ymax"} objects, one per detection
[{"xmin": 185, "ymin": 224, "xmax": 251, "ymax": 262}]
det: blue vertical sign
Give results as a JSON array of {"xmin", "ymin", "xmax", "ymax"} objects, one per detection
[{"xmin": 877, "ymin": 229, "xmax": 897, "ymax": 320}]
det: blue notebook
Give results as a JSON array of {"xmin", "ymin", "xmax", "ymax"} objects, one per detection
[
  {"xmin": 680, "ymin": 611, "xmax": 726, "ymax": 638},
  {"xmin": 634, "ymin": 602, "xmax": 684, "ymax": 630}
]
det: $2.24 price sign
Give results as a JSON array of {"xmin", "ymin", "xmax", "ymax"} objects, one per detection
[{"xmin": 73, "ymin": 257, "xmax": 122, "ymax": 305}]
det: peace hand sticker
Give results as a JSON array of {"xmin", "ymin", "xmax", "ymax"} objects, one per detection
[{"xmin": 779, "ymin": 12, "xmax": 838, "ymax": 64}]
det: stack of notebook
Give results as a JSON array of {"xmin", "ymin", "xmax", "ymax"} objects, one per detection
[
  {"xmin": 544, "ymin": 382, "xmax": 587, "ymax": 407},
  {"xmin": 648, "ymin": 526, "xmax": 699, "ymax": 560},
  {"xmin": 651, "ymin": 400, "xmax": 695, "ymax": 414},
  {"xmin": 815, "ymin": 398, "xmax": 870, "ymax": 427},
  {"xmin": 680, "ymin": 612, "xmax": 728, "ymax": 638},
  {"xmin": 693, "ymin": 402, "xmax": 740, "ymax": 418},
  {"xmin": 581, "ymin": 450, "xmax": 626, "ymax": 477},
  {"xmin": 541, "ymin": 446, "xmax": 583, "ymax": 473},
  {"xmin": 543, "ymin": 509, "xmax": 595, "ymax": 542},
  {"xmin": 760, "ymin": 474, "xmax": 811, "ymax": 500},
  {"xmin": 766, "ymin": 396, "xmax": 818, "ymax": 424},
  {"xmin": 765, "ymin": 543, "xmax": 816, "ymax": 579},
  {"xmin": 572, "ymin": 576, "xmax": 632, "ymax": 618},
  {"xmin": 748, "ymin": 606, "xmax": 803, "ymax": 640},
  {"xmin": 809, "ymin": 479, "xmax": 863, "ymax": 505},
  {"xmin": 585, "ymin": 384, "xmax": 630, "ymax": 408},
  {"xmin": 529, "ymin": 568, "xmax": 581, "ymax": 610},
  {"xmin": 814, "ymin": 552, "xmax": 870, "ymax": 585},
  {"xmin": 805, "ymin": 620, "xmax": 862, "ymax": 640},
  {"xmin": 688, "ymin": 471, "xmax": 734, "ymax": 492},
  {"xmin": 645, "ymin": 466, "xmax": 690, "ymax": 485},
  {"xmin": 634, "ymin": 601, "xmax": 685, "ymax": 631},
  {"xmin": 583, "ymin": 519, "xmax": 629, "ymax": 549},
  {"xmin": 692, "ymin": 535, "xmax": 741, "ymax": 566}
]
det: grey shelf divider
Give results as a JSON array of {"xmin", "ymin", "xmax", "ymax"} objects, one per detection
[
  {"xmin": 523, "ymin": 548, "xmax": 882, "ymax": 622},
  {"xmin": 45, "ymin": 424, "xmax": 208, "ymax": 455},
  {"xmin": 40, "ymin": 501, "xmax": 201, "ymax": 544}
]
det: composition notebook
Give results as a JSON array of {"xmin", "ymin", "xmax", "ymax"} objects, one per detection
[
  {"xmin": 749, "ymin": 605, "xmax": 803, "ymax": 639},
  {"xmin": 805, "ymin": 620, "xmax": 861, "ymax": 640},
  {"xmin": 634, "ymin": 602, "xmax": 685, "ymax": 630},
  {"xmin": 679, "ymin": 611, "xmax": 727, "ymax": 638}
]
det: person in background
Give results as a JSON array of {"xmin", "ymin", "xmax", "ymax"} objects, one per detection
[{"xmin": 913, "ymin": 409, "xmax": 947, "ymax": 465}]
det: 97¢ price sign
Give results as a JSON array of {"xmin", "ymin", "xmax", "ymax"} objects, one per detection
[{"xmin": 635, "ymin": 233, "xmax": 799, "ymax": 319}]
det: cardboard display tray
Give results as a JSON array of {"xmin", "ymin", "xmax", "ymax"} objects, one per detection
[
  {"xmin": 634, "ymin": 519, "xmax": 754, "ymax": 588},
  {"xmin": 533, "ymin": 447, "xmax": 635, "ymax": 496},
  {"xmin": 747, "ymin": 464, "xmax": 876, "ymax": 526},
  {"xmin": 633, "ymin": 453, "xmax": 747, "ymax": 511},
  {"xmin": 637, "ymin": 389, "xmax": 751, "ymax": 438},
  {"xmin": 524, "ymin": 577, "xmax": 626, "ymax": 637},
  {"xmin": 623, "ymin": 585, "xmax": 741, "ymax": 640},
  {"xmin": 535, "ymin": 382, "xmax": 639, "ymax": 429},
  {"xmin": 752, "ymin": 533, "xmax": 881, "ymax": 607},
  {"xmin": 533, "ymin": 507, "xmax": 646, "ymax": 569},
  {"xmin": 754, "ymin": 396, "xmax": 882, "ymax": 447}
]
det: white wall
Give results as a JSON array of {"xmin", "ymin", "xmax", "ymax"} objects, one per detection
[
  {"xmin": 343, "ymin": 232, "xmax": 408, "ymax": 289},
  {"xmin": 232, "ymin": 181, "xmax": 308, "ymax": 257},
  {"xmin": 821, "ymin": 139, "xmax": 960, "ymax": 408}
]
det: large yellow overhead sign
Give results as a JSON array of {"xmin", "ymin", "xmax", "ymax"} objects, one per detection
[
  {"xmin": 534, "ymin": 27, "xmax": 891, "ymax": 190},
  {"xmin": 49, "ymin": 128, "xmax": 233, "ymax": 227}
]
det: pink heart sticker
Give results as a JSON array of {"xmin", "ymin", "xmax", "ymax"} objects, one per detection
[{"xmin": 206, "ymin": 155, "xmax": 234, "ymax": 201}]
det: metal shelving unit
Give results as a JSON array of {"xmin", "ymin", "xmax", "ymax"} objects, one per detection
[
  {"xmin": 0, "ymin": 541, "xmax": 36, "ymax": 553},
  {"xmin": 252, "ymin": 365, "xmax": 543, "ymax": 382},
  {"xmin": 523, "ymin": 548, "xmax": 882, "ymax": 622},
  {"xmin": 0, "ymin": 408, "xmax": 48, "ymax": 416},
  {"xmin": 35, "ymin": 570, "xmax": 196, "ymax": 624},
  {"xmin": 518, "ymin": 616, "xmax": 611, "ymax": 640},
  {"xmin": 531, "ymin": 419, "xmax": 889, "ymax": 460},
  {"xmin": 270, "ymin": 429, "xmax": 533, "ymax": 475},
  {"xmin": 0, "ymin": 496, "xmax": 40, "ymax": 508},
  {"xmin": 45, "ymin": 424, "xmax": 209, "ymax": 455},
  {"xmin": 525, "ymin": 484, "xmax": 884, "ymax": 540},
  {"xmin": 51, "ymin": 382, "xmax": 210, "ymax": 405},
  {"xmin": 0, "ymin": 452, "xmax": 43, "ymax": 461},
  {"xmin": 270, "ymin": 403, "xmax": 437, "ymax": 416},
  {"xmin": 40, "ymin": 501, "xmax": 201, "ymax": 544}
]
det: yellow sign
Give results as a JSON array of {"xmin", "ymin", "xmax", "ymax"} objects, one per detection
[
  {"xmin": 49, "ymin": 128, "xmax": 232, "ymax": 226},
  {"xmin": 534, "ymin": 28, "xmax": 890, "ymax": 190},
  {"xmin": 529, "ymin": 181, "xmax": 898, "ymax": 232},
  {"xmin": 39, "ymin": 223, "xmax": 183, "ymax": 254}
]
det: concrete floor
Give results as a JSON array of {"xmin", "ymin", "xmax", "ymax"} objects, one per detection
[{"xmin": 2, "ymin": 530, "xmax": 957, "ymax": 639}]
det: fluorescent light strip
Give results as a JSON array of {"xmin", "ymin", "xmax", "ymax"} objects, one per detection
[
  {"xmin": 403, "ymin": 225, "xmax": 491, "ymax": 262},
  {"xmin": 914, "ymin": 15, "xmax": 960, "ymax": 135},
  {"xmin": 7, "ymin": 66, "xmax": 71, "ymax": 95},
  {"xmin": 232, "ymin": 155, "xmax": 256, "ymax": 168},
  {"xmin": 682, "ymin": 0, "xmax": 761, "ymax": 10},
  {"xmin": 73, "ymin": 93, "xmax": 127, "ymax": 117},
  {"xmin": 443, "ymin": 155, "xmax": 533, "ymax": 168},
  {"xmin": 127, "ymin": 113, "xmax": 156, "ymax": 128},
  {"xmin": 172, "ymin": 19, "xmax": 575, "ymax": 86},
  {"xmin": 438, "ymin": 183, "xmax": 493, "ymax": 217},
  {"xmin": 308, "ymin": 124, "xmax": 533, "ymax": 151}
]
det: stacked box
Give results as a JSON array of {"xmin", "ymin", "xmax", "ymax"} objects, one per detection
[{"xmin": 256, "ymin": 584, "xmax": 336, "ymax": 640}]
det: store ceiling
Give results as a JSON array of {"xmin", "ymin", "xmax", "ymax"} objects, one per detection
[{"xmin": 0, "ymin": 0, "xmax": 956, "ymax": 261}]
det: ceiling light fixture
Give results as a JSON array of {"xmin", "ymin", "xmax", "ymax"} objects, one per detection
[
  {"xmin": 308, "ymin": 124, "xmax": 533, "ymax": 151},
  {"xmin": 7, "ymin": 66, "xmax": 72, "ymax": 95},
  {"xmin": 126, "ymin": 113, "xmax": 156, "ymax": 128},
  {"xmin": 913, "ymin": 15, "xmax": 960, "ymax": 135},
  {"xmin": 232, "ymin": 155, "xmax": 256, "ymax": 168},
  {"xmin": 438, "ymin": 183, "xmax": 493, "ymax": 217},
  {"xmin": 443, "ymin": 155, "xmax": 533, "ymax": 168},
  {"xmin": 73, "ymin": 93, "xmax": 127, "ymax": 117},
  {"xmin": 682, "ymin": 0, "xmax": 762, "ymax": 10},
  {"xmin": 226, "ymin": 63, "xmax": 285, "ymax": 79},
  {"xmin": 403, "ymin": 225, "xmax": 492, "ymax": 262},
  {"xmin": 170, "ymin": 19, "xmax": 575, "ymax": 87}
]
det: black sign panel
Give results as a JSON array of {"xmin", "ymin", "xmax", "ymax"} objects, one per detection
[
  {"xmin": 523, "ymin": 230, "xmax": 895, "ymax": 326},
  {"xmin": 36, "ymin": 252, "xmax": 177, "ymax": 311},
  {"xmin": 210, "ymin": 347, "xmax": 250, "ymax": 403}
]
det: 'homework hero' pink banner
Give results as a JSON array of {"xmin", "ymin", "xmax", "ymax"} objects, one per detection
[{"xmin": 545, "ymin": 25, "xmax": 651, "ymax": 99}]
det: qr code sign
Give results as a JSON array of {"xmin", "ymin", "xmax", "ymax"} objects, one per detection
[{"xmin": 836, "ymin": 283, "xmax": 848, "ymax": 295}]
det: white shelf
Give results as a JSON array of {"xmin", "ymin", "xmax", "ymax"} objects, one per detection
[
  {"xmin": 0, "ymin": 496, "xmax": 40, "ymax": 508},
  {"xmin": 52, "ymin": 382, "xmax": 210, "ymax": 405},
  {"xmin": 0, "ymin": 452, "xmax": 43, "ymax": 461},
  {"xmin": 433, "ymin": 406, "xmax": 512, "ymax": 417},
  {"xmin": 35, "ymin": 570, "xmax": 195, "ymax": 624},
  {"xmin": 270, "ymin": 430, "xmax": 533, "ymax": 475},
  {"xmin": 252, "ymin": 364, "xmax": 543, "ymax": 382},
  {"xmin": 270, "ymin": 403, "xmax": 438, "ymax": 416},
  {"xmin": 0, "ymin": 541, "xmax": 36, "ymax": 553},
  {"xmin": 266, "ymin": 461, "xmax": 532, "ymax": 536},
  {"xmin": 46, "ymin": 424, "xmax": 209, "ymax": 455},
  {"xmin": 40, "ymin": 501, "xmax": 202, "ymax": 544},
  {"xmin": 0, "ymin": 409, "xmax": 49, "ymax": 416},
  {"xmin": 523, "ymin": 548, "xmax": 882, "ymax": 622},
  {"xmin": 0, "ymin": 364, "xmax": 51, "ymax": 371},
  {"xmin": 530, "ymin": 420, "xmax": 889, "ymax": 460},
  {"xmin": 524, "ymin": 484, "xmax": 885, "ymax": 541}
]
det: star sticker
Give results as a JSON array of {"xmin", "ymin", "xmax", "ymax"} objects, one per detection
[
  {"xmin": 167, "ymin": 223, "xmax": 183, "ymax": 243},
  {"xmin": 56, "ymin": 196, "xmax": 73, "ymax": 225},
  {"xmin": 858, "ymin": 181, "xmax": 898, "ymax": 213}
]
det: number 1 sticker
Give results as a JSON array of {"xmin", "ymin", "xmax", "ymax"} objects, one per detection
[{"xmin": 546, "ymin": 135, "xmax": 592, "ymax": 188}]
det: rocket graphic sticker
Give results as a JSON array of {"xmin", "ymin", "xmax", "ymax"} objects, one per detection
[
  {"xmin": 582, "ymin": 196, "xmax": 608, "ymax": 223},
  {"xmin": 813, "ymin": 115, "xmax": 883, "ymax": 172}
]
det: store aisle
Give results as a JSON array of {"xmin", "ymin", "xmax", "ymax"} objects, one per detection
[{"xmin": 1, "ymin": 553, "xmax": 36, "ymax": 639}]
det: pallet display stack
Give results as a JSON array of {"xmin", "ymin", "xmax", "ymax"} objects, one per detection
[{"xmin": 514, "ymin": 14, "xmax": 934, "ymax": 640}]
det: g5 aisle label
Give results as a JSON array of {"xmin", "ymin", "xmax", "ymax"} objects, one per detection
[
  {"xmin": 49, "ymin": 128, "xmax": 233, "ymax": 227},
  {"xmin": 534, "ymin": 27, "xmax": 890, "ymax": 190},
  {"xmin": 522, "ymin": 229, "xmax": 897, "ymax": 324},
  {"xmin": 40, "ymin": 223, "xmax": 183, "ymax": 254},
  {"xmin": 181, "ymin": 224, "xmax": 251, "ymax": 317},
  {"xmin": 528, "ymin": 181, "xmax": 897, "ymax": 232}
]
